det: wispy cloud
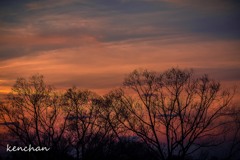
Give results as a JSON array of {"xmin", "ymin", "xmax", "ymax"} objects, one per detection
[{"xmin": 25, "ymin": 0, "xmax": 78, "ymax": 11}]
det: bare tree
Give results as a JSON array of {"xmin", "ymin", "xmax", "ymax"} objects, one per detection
[
  {"xmin": 97, "ymin": 93, "xmax": 129, "ymax": 141},
  {"xmin": 0, "ymin": 74, "xmax": 69, "ymax": 156},
  {"xmin": 62, "ymin": 87, "xmax": 110, "ymax": 160},
  {"xmin": 108, "ymin": 68, "xmax": 234, "ymax": 160},
  {"xmin": 223, "ymin": 103, "xmax": 240, "ymax": 160}
]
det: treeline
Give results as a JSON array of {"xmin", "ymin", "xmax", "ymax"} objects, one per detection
[{"xmin": 0, "ymin": 68, "xmax": 239, "ymax": 160}]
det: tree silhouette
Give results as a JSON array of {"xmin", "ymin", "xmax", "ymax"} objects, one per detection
[
  {"xmin": 0, "ymin": 74, "xmax": 70, "ymax": 160},
  {"xmin": 107, "ymin": 68, "xmax": 234, "ymax": 160},
  {"xmin": 62, "ymin": 87, "xmax": 113, "ymax": 160},
  {"xmin": 0, "ymin": 69, "xmax": 238, "ymax": 160},
  {"xmin": 223, "ymin": 103, "xmax": 240, "ymax": 160}
]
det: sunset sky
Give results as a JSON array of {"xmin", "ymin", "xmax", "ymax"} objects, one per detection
[{"xmin": 0, "ymin": 0, "xmax": 240, "ymax": 94}]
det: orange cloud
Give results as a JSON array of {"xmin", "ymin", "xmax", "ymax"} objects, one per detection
[
  {"xmin": 1, "ymin": 37, "xmax": 239, "ymax": 95},
  {"xmin": 0, "ymin": 33, "xmax": 98, "ymax": 48}
]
